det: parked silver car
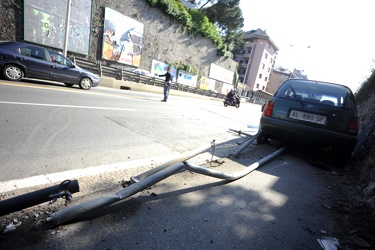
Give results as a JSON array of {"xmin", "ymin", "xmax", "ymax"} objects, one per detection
[{"xmin": 0, "ymin": 41, "xmax": 99, "ymax": 90}]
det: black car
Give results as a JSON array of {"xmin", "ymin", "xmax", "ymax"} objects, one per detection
[
  {"xmin": 0, "ymin": 41, "xmax": 99, "ymax": 90},
  {"xmin": 258, "ymin": 79, "xmax": 359, "ymax": 167}
]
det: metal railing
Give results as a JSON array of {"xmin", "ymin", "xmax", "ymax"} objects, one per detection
[{"xmin": 73, "ymin": 57, "xmax": 226, "ymax": 99}]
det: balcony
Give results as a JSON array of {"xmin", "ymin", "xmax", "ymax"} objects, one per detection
[
  {"xmin": 242, "ymin": 53, "xmax": 251, "ymax": 58},
  {"xmin": 244, "ymin": 42, "xmax": 254, "ymax": 48},
  {"xmin": 238, "ymin": 63, "xmax": 248, "ymax": 69}
]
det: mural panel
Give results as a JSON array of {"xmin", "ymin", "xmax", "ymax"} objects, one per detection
[{"xmin": 102, "ymin": 8, "xmax": 144, "ymax": 67}]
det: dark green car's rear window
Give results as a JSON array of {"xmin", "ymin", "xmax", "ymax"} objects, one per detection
[{"xmin": 275, "ymin": 79, "xmax": 356, "ymax": 109}]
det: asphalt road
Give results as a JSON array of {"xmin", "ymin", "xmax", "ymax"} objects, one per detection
[
  {"xmin": 0, "ymin": 79, "xmax": 261, "ymax": 185},
  {"xmin": 0, "ymin": 79, "xmax": 341, "ymax": 249}
]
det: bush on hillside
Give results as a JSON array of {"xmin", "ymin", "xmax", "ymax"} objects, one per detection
[{"xmin": 355, "ymin": 69, "xmax": 375, "ymax": 104}]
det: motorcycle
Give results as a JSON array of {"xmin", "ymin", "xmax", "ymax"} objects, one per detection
[{"xmin": 223, "ymin": 95, "xmax": 240, "ymax": 108}]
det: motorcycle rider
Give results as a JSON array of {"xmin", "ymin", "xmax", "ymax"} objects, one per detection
[{"xmin": 227, "ymin": 89, "xmax": 239, "ymax": 105}]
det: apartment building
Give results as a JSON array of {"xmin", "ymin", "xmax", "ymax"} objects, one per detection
[
  {"xmin": 235, "ymin": 29, "xmax": 278, "ymax": 97},
  {"xmin": 267, "ymin": 67, "xmax": 308, "ymax": 94},
  {"xmin": 266, "ymin": 66, "xmax": 291, "ymax": 94}
]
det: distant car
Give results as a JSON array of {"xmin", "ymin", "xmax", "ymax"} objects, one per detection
[
  {"xmin": 257, "ymin": 79, "xmax": 359, "ymax": 167},
  {"xmin": 132, "ymin": 69, "xmax": 151, "ymax": 76},
  {"xmin": 0, "ymin": 41, "xmax": 99, "ymax": 90}
]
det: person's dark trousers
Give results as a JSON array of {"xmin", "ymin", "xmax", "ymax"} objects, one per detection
[{"xmin": 163, "ymin": 83, "xmax": 171, "ymax": 101}]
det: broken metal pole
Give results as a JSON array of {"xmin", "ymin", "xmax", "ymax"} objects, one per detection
[
  {"xmin": 184, "ymin": 145, "xmax": 287, "ymax": 181},
  {"xmin": 232, "ymin": 133, "xmax": 259, "ymax": 158},
  {"xmin": 130, "ymin": 142, "xmax": 214, "ymax": 183},
  {"xmin": 49, "ymin": 163, "xmax": 185, "ymax": 226},
  {"xmin": 48, "ymin": 145, "xmax": 287, "ymax": 226},
  {"xmin": 0, "ymin": 180, "xmax": 79, "ymax": 217}
]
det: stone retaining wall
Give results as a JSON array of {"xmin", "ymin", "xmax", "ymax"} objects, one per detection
[{"xmin": 0, "ymin": 0, "xmax": 236, "ymax": 92}]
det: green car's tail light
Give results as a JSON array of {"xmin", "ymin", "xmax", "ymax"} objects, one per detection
[
  {"xmin": 263, "ymin": 101, "xmax": 274, "ymax": 117},
  {"xmin": 348, "ymin": 117, "xmax": 359, "ymax": 135}
]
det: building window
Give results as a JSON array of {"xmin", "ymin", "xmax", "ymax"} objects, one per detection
[
  {"xmin": 262, "ymin": 86, "xmax": 265, "ymax": 90},
  {"xmin": 268, "ymin": 67, "xmax": 270, "ymax": 72},
  {"xmin": 265, "ymin": 53, "xmax": 268, "ymax": 59},
  {"xmin": 239, "ymin": 60, "xmax": 243, "ymax": 63},
  {"xmin": 265, "ymin": 77, "xmax": 268, "ymax": 81},
  {"xmin": 245, "ymin": 60, "xmax": 248, "ymax": 64},
  {"xmin": 256, "ymin": 83, "xmax": 260, "ymax": 89},
  {"xmin": 259, "ymin": 73, "xmax": 262, "ymax": 79},
  {"xmin": 262, "ymin": 63, "xmax": 265, "ymax": 69}
]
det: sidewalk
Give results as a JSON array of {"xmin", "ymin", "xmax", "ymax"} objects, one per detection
[{"xmin": 1, "ymin": 139, "xmax": 344, "ymax": 249}]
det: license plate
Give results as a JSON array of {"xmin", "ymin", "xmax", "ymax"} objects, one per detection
[{"xmin": 289, "ymin": 110, "xmax": 327, "ymax": 125}]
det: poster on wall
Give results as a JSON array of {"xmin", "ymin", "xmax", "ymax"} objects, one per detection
[
  {"xmin": 177, "ymin": 71, "xmax": 197, "ymax": 87},
  {"xmin": 24, "ymin": 0, "xmax": 92, "ymax": 55},
  {"xmin": 221, "ymin": 83, "xmax": 233, "ymax": 95},
  {"xmin": 102, "ymin": 8, "xmax": 144, "ymax": 67},
  {"xmin": 151, "ymin": 60, "xmax": 177, "ymax": 82},
  {"xmin": 209, "ymin": 63, "xmax": 234, "ymax": 84},
  {"xmin": 199, "ymin": 76, "xmax": 216, "ymax": 91}
]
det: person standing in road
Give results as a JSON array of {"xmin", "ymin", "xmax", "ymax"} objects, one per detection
[{"xmin": 155, "ymin": 66, "xmax": 173, "ymax": 102}]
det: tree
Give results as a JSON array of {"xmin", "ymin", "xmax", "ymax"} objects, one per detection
[{"xmin": 201, "ymin": 0, "xmax": 244, "ymax": 53}]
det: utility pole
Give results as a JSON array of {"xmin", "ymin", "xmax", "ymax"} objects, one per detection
[{"xmin": 63, "ymin": 0, "xmax": 71, "ymax": 57}]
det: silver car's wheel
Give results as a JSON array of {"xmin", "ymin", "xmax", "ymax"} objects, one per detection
[
  {"xmin": 2, "ymin": 64, "xmax": 24, "ymax": 81},
  {"xmin": 79, "ymin": 77, "xmax": 92, "ymax": 90}
]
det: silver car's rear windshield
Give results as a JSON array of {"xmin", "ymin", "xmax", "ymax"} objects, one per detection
[{"xmin": 275, "ymin": 79, "xmax": 356, "ymax": 109}]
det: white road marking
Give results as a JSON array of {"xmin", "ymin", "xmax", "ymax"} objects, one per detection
[
  {"xmin": 0, "ymin": 153, "xmax": 182, "ymax": 193},
  {"xmin": 0, "ymin": 101, "xmax": 136, "ymax": 111}
]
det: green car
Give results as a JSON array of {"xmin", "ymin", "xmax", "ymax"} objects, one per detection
[{"xmin": 258, "ymin": 79, "xmax": 359, "ymax": 167}]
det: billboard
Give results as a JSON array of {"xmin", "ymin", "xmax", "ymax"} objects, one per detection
[
  {"xmin": 24, "ymin": 0, "xmax": 92, "ymax": 55},
  {"xmin": 151, "ymin": 60, "xmax": 177, "ymax": 82},
  {"xmin": 209, "ymin": 63, "xmax": 234, "ymax": 84},
  {"xmin": 199, "ymin": 76, "xmax": 216, "ymax": 91},
  {"xmin": 177, "ymin": 71, "xmax": 197, "ymax": 87},
  {"xmin": 102, "ymin": 8, "xmax": 144, "ymax": 67},
  {"xmin": 221, "ymin": 83, "xmax": 233, "ymax": 95}
]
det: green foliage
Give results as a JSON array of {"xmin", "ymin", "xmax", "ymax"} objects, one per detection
[
  {"xmin": 145, "ymin": 0, "xmax": 233, "ymax": 58},
  {"xmin": 165, "ymin": 60, "xmax": 198, "ymax": 75},
  {"xmin": 147, "ymin": 0, "xmax": 159, "ymax": 6},
  {"xmin": 355, "ymin": 69, "xmax": 375, "ymax": 103},
  {"xmin": 202, "ymin": 0, "xmax": 243, "ymax": 34},
  {"xmin": 202, "ymin": 0, "xmax": 243, "ymax": 56},
  {"xmin": 177, "ymin": 63, "xmax": 198, "ymax": 75}
]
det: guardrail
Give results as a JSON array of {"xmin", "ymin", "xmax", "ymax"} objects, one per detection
[{"xmin": 73, "ymin": 57, "xmax": 225, "ymax": 99}]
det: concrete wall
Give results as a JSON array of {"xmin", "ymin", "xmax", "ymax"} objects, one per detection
[{"xmin": 99, "ymin": 76, "xmax": 217, "ymax": 100}]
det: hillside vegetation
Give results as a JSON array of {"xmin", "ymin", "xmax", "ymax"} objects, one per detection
[
  {"xmin": 351, "ymin": 69, "xmax": 375, "ymax": 204},
  {"xmin": 347, "ymin": 69, "xmax": 375, "ymax": 244}
]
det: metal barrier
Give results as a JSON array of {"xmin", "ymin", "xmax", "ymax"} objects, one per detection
[
  {"xmin": 250, "ymin": 90, "xmax": 273, "ymax": 104},
  {"xmin": 72, "ymin": 57, "xmax": 225, "ymax": 99}
]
